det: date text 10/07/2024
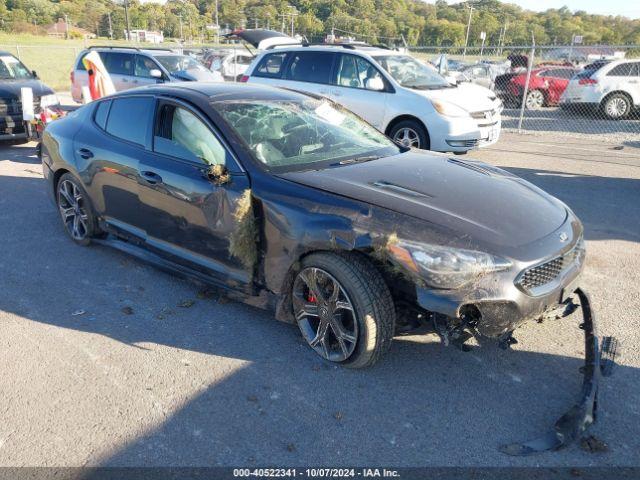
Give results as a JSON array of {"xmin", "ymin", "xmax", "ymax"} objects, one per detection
[{"xmin": 233, "ymin": 469, "xmax": 401, "ymax": 478}]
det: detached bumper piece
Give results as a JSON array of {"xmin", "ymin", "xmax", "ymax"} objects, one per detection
[{"xmin": 499, "ymin": 288, "xmax": 618, "ymax": 456}]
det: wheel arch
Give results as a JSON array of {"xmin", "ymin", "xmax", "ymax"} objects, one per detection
[
  {"xmin": 52, "ymin": 167, "xmax": 71, "ymax": 202},
  {"xmin": 274, "ymin": 247, "xmax": 390, "ymax": 323},
  {"xmin": 384, "ymin": 115, "xmax": 430, "ymax": 141},
  {"xmin": 600, "ymin": 90, "xmax": 633, "ymax": 107}
]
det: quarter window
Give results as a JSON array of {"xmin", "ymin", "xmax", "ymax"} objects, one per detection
[
  {"xmin": 154, "ymin": 104, "xmax": 227, "ymax": 166},
  {"xmin": 94, "ymin": 100, "xmax": 111, "ymax": 130},
  {"xmin": 286, "ymin": 52, "xmax": 334, "ymax": 84},
  {"xmin": 607, "ymin": 63, "xmax": 633, "ymax": 76},
  {"xmin": 254, "ymin": 52, "xmax": 288, "ymax": 78},
  {"xmin": 105, "ymin": 97, "xmax": 153, "ymax": 146}
]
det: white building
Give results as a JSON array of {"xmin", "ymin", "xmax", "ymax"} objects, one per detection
[{"xmin": 127, "ymin": 30, "xmax": 164, "ymax": 44}]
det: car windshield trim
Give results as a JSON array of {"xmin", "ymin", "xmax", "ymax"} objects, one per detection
[
  {"xmin": 375, "ymin": 54, "xmax": 452, "ymax": 89},
  {"xmin": 212, "ymin": 98, "xmax": 401, "ymax": 173}
]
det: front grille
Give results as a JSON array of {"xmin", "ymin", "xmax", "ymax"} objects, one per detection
[
  {"xmin": 0, "ymin": 98, "xmax": 39, "ymax": 116},
  {"xmin": 446, "ymin": 139, "xmax": 479, "ymax": 148},
  {"xmin": 517, "ymin": 245, "xmax": 582, "ymax": 294}
]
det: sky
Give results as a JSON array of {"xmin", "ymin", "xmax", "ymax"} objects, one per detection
[{"xmin": 429, "ymin": 0, "xmax": 640, "ymax": 18}]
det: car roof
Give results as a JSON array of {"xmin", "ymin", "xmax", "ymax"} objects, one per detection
[
  {"xmin": 267, "ymin": 44, "xmax": 396, "ymax": 57},
  {"xmin": 0, "ymin": 51, "xmax": 16, "ymax": 57},
  {"xmin": 84, "ymin": 47, "xmax": 183, "ymax": 57},
  {"xmin": 114, "ymin": 82, "xmax": 317, "ymax": 103}
]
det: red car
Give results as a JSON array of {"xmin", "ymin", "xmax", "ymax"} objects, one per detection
[{"xmin": 504, "ymin": 67, "xmax": 579, "ymax": 109}]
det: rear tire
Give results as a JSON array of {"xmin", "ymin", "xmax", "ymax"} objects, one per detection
[
  {"xmin": 525, "ymin": 89, "xmax": 545, "ymax": 109},
  {"xmin": 601, "ymin": 93, "xmax": 631, "ymax": 120},
  {"xmin": 389, "ymin": 120, "xmax": 430, "ymax": 150},
  {"xmin": 292, "ymin": 252, "xmax": 395, "ymax": 368},
  {"xmin": 56, "ymin": 173, "xmax": 100, "ymax": 246}
]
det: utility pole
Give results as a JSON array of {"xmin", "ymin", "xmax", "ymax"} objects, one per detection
[
  {"xmin": 462, "ymin": 4, "xmax": 473, "ymax": 59},
  {"xmin": 64, "ymin": 14, "xmax": 70, "ymax": 39},
  {"xmin": 178, "ymin": 13, "xmax": 184, "ymax": 41},
  {"xmin": 288, "ymin": 6, "xmax": 298, "ymax": 37},
  {"xmin": 123, "ymin": 0, "xmax": 131, "ymax": 41},
  {"xmin": 108, "ymin": 12, "xmax": 113, "ymax": 40}
]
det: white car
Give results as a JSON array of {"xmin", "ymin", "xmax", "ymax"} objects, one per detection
[
  {"xmin": 242, "ymin": 45, "xmax": 502, "ymax": 153},
  {"xmin": 560, "ymin": 59, "xmax": 640, "ymax": 119}
]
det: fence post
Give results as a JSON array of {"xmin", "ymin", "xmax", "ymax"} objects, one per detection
[
  {"xmin": 15, "ymin": 45, "xmax": 21, "ymax": 59},
  {"xmin": 517, "ymin": 43, "xmax": 535, "ymax": 132}
]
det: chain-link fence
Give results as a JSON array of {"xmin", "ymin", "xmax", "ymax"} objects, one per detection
[{"xmin": 409, "ymin": 45, "xmax": 640, "ymax": 151}]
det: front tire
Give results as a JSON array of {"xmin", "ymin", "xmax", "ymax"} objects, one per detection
[
  {"xmin": 292, "ymin": 252, "xmax": 395, "ymax": 368},
  {"xmin": 389, "ymin": 120, "xmax": 429, "ymax": 150},
  {"xmin": 601, "ymin": 93, "xmax": 631, "ymax": 120},
  {"xmin": 56, "ymin": 173, "xmax": 100, "ymax": 246}
]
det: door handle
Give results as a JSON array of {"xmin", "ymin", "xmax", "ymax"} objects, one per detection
[
  {"xmin": 140, "ymin": 171, "xmax": 162, "ymax": 185},
  {"xmin": 78, "ymin": 148, "xmax": 94, "ymax": 159}
]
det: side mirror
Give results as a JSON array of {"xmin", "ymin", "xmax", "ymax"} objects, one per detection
[
  {"xmin": 207, "ymin": 164, "xmax": 230, "ymax": 185},
  {"xmin": 365, "ymin": 77, "xmax": 385, "ymax": 91},
  {"xmin": 150, "ymin": 69, "xmax": 163, "ymax": 79},
  {"xmin": 32, "ymin": 70, "xmax": 38, "ymax": 79}
]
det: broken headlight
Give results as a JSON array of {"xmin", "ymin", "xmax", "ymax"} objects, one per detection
[{"xmin": 388, "ymin": 240, "xmax": 512, "ymax": 289}]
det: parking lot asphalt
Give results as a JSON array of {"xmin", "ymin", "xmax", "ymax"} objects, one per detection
[{"xmin": 1, "ymin": 133, "xmax": 639, "ymax": 467}]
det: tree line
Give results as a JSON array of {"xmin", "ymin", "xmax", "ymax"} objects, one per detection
[{"xmin": 1, "ymin": 0, "xmax": 639, "ymax": 46}]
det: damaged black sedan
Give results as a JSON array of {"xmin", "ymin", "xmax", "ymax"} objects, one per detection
[{"xmin": 41, "ymin": 83, "xmax": 615, "ymax": 452}]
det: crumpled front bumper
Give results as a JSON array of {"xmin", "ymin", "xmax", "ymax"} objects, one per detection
[{"xmin": 499, "ymin": 288, "xmax": 617, "ymax": 455}]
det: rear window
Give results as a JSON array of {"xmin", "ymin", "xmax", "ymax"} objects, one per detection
[
  {"xmin": 105, "ymin": 97, "xmax": 154, "ymax": 146},
  {"xmin": 286, "ymin": 52, "xmax": 335, "ymax": 84},
  {"xmin": 254, "ymin": 52, "xmax": 288, "ymax": 78},
  {"xmin": 575, "ymin": 61, "xmax": 609, "ymax": 79}
]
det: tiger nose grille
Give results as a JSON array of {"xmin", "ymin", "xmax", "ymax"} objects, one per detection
[{"xmin": 517, "ymin": 247, "xmax": 581, "ymax": 294}]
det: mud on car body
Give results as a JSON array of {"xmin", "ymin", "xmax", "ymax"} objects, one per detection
[{"xmin": 40, "ymin": 83, "xmax": 616, "ymax": 453}]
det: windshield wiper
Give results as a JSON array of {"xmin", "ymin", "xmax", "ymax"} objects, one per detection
[{"xmin": 334, "ymin": 155, "xmax": 381, "ymax": 166}]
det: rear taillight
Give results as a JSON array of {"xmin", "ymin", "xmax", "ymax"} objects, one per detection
[
  {"xmin": 70, "ymin": 71, "xmax": 74, "ymax": 83},
  {"xmin": 239, "ymin": 75, "xmax": 249, "ymax": 83},
  {"xmin": 578, "ymin": 78, "xmax": 597, "ymax": 85}
]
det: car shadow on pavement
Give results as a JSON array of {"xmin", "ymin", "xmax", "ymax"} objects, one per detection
[
  {"xmin": 501, "ymin": 107, "xmax": 640, "ymax": 137},
  {"xmin": 503, "ymin": 167, "xmax": 640, "ymax": 244},
  {"xmin": 0, "ymin": 166, "xmax": 638, "ymax": 467},
  {"xmin": 0, "ymin": 142, "xmax": 41, "ymax": 164}
]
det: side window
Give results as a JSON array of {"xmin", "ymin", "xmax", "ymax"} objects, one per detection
[
  {"xmin": 94, "ymin": 100, "xmax": 111, "ymax": 130},
  {"xmin": 103, "ymin": 52, "xmax": 134, "ymax": 75},
  {"xmin": 607, "ymin": 63, "xmax": 632, "ymax": 76},
  {"xmin": 286, "ymin": 52, "xmax": 334, "ymax": 84},
  {"xmin": 76, "ymin": 53, "xmax": 87, "ymax": 71},
  {"xmin": 355, "ymin": 57, "xmax": 385, "ymax": 90},
  {"xmin": 134, "ymin": 55, "xmax": 159, "ymax": 78},
  {"xmin": 254, "ymin": 52, "xmax": 287, "ymax": 78},
  {"xmin": 154, "ymin": 104, "xmax": 227, "ymax": 166},
  {"xmin": 336, "ymin": 55, "xmax": 362, "ymax": 88},
  {"xmin": 631, "ymin": 63, "xmax": 640, "ymax": 77},
  {"xmin": 105, "ymin": 97, "xmax": 153, "ymax": 146}
]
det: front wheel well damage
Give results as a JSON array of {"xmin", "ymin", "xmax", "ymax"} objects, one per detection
[{"xmin": 274, "ymin": 248, "xmax": 396, "ymax": 324}]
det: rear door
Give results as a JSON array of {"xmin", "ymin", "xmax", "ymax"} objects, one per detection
[
  {"xmin": 627, "ymin": 62, "xmax": 640, "ymax": 105},
  {"xmin": 102, "ymin": 52, "xmax": 136, "ymax": 91},
  {"xmin": 281, "ymin": 50, "xmax": 336, "ymax": 98},
  {"xmin": 327, "ymin": 53, "xmax": 390, "ymax": 129},
  {"xmin": 138, "ymin": 98, "xmax": 253, "ymax": 289},
  {"xmin": 73, "ymin": 95, "xmax": 155, "ymax": 238}
]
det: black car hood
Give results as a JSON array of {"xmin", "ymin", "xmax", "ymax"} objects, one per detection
[
  {"xmin": 278, "ymin": 151, "xmax": 567, "ymax": 248},
  {"xmin": 0, "ymin": 78, "xmax": 54, "ymax": 99}
]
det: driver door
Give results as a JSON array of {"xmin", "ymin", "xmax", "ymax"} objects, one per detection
[
  {"xmin": 138, "ymin": 97, "xmax": 253, "ymax": 290},
  {"xmin": 326, "ymin": 54, "xmax": 390, "ymax": 130}
]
